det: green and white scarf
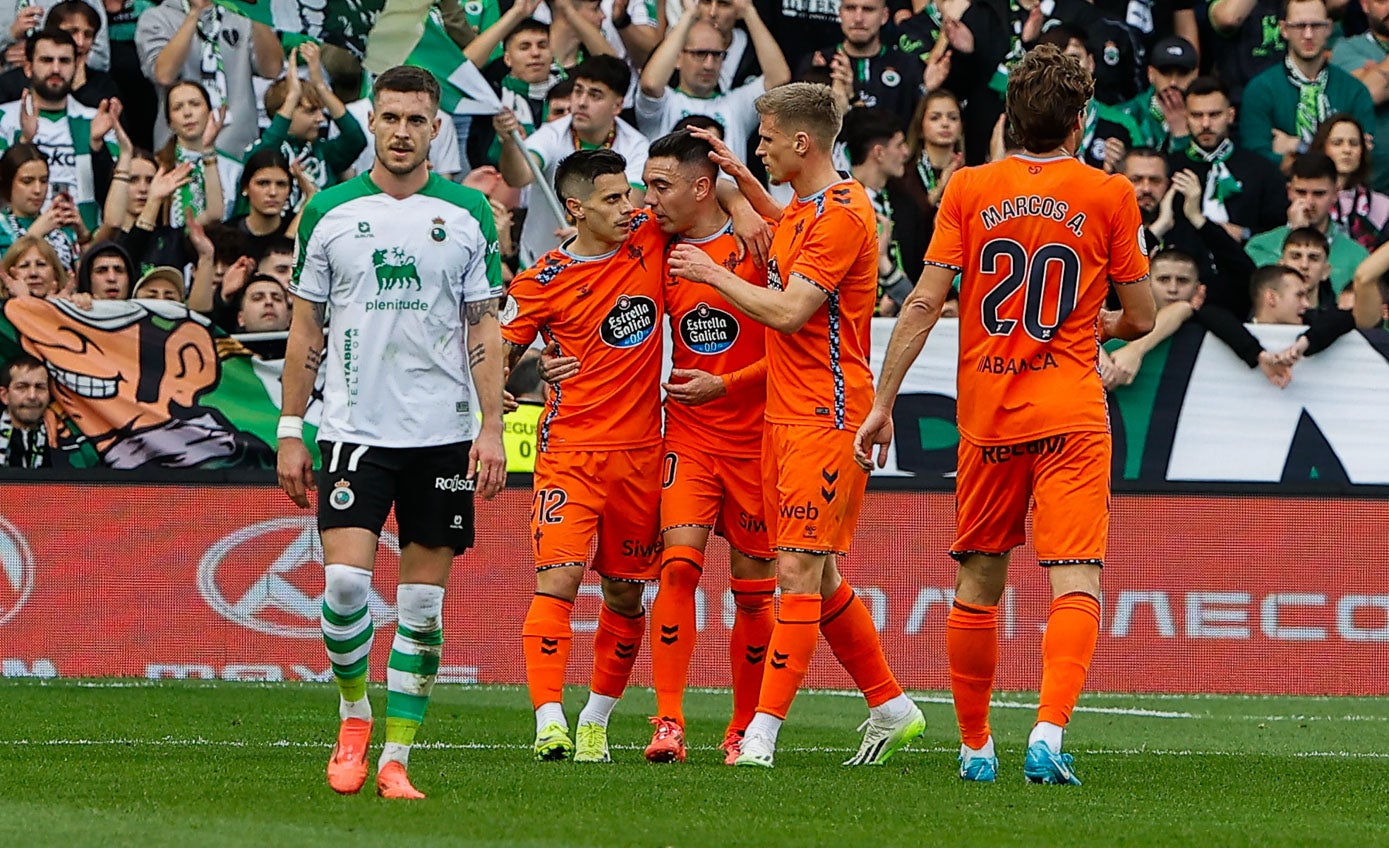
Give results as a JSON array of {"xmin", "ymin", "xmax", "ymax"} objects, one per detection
[
  {"xmin": 1286, "ymin": 57, "xmax": 1329, "ymax": 143},
  {"xmin": 183, "ymin": 0, "xmax": 229, "ymax": 117},
  {"xmin": 168, "ymin": 144, "xmax": 207, "ymax": 229},
  {"xmin": 988, "ymin": 0, "xmax": 1032, "ymax": 95},
  {"xmin": 1187, "ymin": 138, "xmax": 1242, "ymax": 221},
  {"xmin": 2, "ymin": 209, "xmax": 78, "ymax": 270}
]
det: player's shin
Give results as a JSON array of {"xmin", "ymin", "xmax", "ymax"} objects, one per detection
[
  {"xmin": 820, "ymin": 579, "xmax": 909, "ymax": 718},
  {"xmin": 727, "ymin": 575, "xmax": 777, "ymax": 734},
  {"xmin": 750, "ymin": 592, "xmax": 822, "ymax": 737},
  {"xmin": 522, "ymin": 592, "xmax": 575, "ymax": 726},
  {"xmin": 650, "ymin": 545, "xmax": 704, "ymax": 727},
  {"xmin": 321, "ymin": 564, "xmax": 375, "ymax": 719},
  {"xmin": 1035, "ymin": 591, "xmax": 1101, "ymax": 749},
  {"xmin": 580, "ymin": 601, "xmax": 647, "ymax": 727},
  {"xmin": 381, "ymin": 584, "xmax": 445, "ymax": 768},
  {"xmin": 947, "ymin": 600, "xmax": 999, "ymax": 750}
]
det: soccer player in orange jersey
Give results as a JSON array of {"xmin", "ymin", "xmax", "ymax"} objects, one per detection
[
  {"xmin": 668, "ymin": 83, "xmax": 925, "ymax": 769},
  {"xmin": 637, "ymin": 130, "xmax": 778, "ymax": 766},
  {"xmin": 502, "ymin": 149, "xmax": 666, "ymax": 764},
  {"xmin": 856, "ymin": 45, "xmax": 1157, "ymax": 785}
]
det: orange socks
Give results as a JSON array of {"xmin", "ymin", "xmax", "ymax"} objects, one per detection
[
  {"xmin": 1038, "ymin": 592, "xmax": 1101, "ymax": 728},
  {"xmin": 754, "ymin": 592, "xmax": 821, "ymax": 720},
  {"xmin": 727, "ymin": 576, "xmax": 777, "ymax": 733},
  {"xmin": 947, "ymin": 600, "xmax": 998, "ymax": 749},
  {"xmin": 590, "ymin": 603, "xmax": 646, "ymax": 699},
  {"xmin": 820, "ymin": 580, "xmax": 902, "ymax": 708},
  {"xmin": 650, "ymin": 545, "xmax": 704, "ymax": 726},
  {"xmin": 522, "ymin": 593, "xmax": 573, "ymax": 709}
]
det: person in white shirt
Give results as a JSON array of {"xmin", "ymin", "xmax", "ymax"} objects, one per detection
[
  {"xmin": 637, "ymin": 0, "xmax": 788, "ymax": 148},
  {"xmin": 495, "ymin": 55, "xmax": 648, "ymax": 266},
  {"xmin": 278, "ymin": 64, "xmax": 506, "ymax": 802}
]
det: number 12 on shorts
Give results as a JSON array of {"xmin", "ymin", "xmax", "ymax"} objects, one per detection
[{"xmin": 534, "ymin": 488, "xmax": 568, "ymax": 523}]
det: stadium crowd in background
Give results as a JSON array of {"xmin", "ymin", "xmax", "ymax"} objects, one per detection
[{"xmin": 0, "ymin": 0, "xmax": 1387, "ymax": 366}]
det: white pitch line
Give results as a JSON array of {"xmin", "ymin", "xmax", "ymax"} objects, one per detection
[{"xmin": 4, "ymin": 738, "xmax": 1387, "ymax": 759}]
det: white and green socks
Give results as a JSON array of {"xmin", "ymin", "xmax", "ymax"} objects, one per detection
[
  {"xmin": 321, "ymin": 564, "xmax": 375, "ymax": 720},
  {"xmin": 382, "ymin": 583, "xmax": 446, "ymax": 769}
]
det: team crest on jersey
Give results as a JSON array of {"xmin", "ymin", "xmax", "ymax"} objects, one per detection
[
  {"xmin": 881, "ymin": 68, "xmax": 901, "ymax": 87},
  {"xmin": 1089, "ymin": 137, "xmax": 1107, "ymax": 162},
  {"xmin": 372, "ymin": 247, "xmax": 422, "ymax": 295},
  {"xmin": 1137, "ymin": 225, "xmax": 1149, "ymax": 257},
  {"xmin": 430, "ymin": 217, "xmax": 447, "ymax": 243},
  {"xmin": 1102, "ymin": 42, "xmax": 1120, "ymax": 66},
  {"xmin": 330, "ymin": 480, "xmax": 355, "ymax": 511},
  {"xmin": 680, "ymin": 303, "xmax": 739, "ymax": 354},
  {"xmin": 601, "ymin": 295, "xmax": 658, "ymax": 348}
]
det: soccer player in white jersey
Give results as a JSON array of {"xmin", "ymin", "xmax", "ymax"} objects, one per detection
[{"xmin": 277, "ymin": 65, "xmax": 507, "ymax": 800}]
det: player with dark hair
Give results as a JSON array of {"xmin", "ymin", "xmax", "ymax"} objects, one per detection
[
  {"xmin": 279, "ymin": 63, "xmax": 506, "ymax": 800},
  {"xmin": 857, "ymin": 43, "xmax": 1156, "ymax": 785},
  {"xmin": 503, "ymin": 148, "xmax": 666, "ymax": 764},
  {"xmin": 669, "ymin": 83, "xmax": 924, "ymax": 769}
]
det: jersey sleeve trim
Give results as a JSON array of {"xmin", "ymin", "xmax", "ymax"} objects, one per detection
[
  {"xmin": 924, "ymin": 259, "xmax": 963, "ymax": 272},
  {"xmin": 790, "ymin": 271, "xmax": 834, "ymax": 295},
  {"xmin": 1112, "ymin": 274, "xmax": 1150, "ymax": 286}
]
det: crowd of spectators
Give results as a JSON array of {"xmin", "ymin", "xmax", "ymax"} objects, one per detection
[{"xmin": 5, "ymin": 0, "xmax": 1389, "ymax": 464}]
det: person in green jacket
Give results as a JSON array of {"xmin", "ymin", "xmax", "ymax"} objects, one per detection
[
  {"xmin": 1239, "ymin": 0, "xmax": 1376, "ymax": 170},
  {"xmin": 1118, "ymin": 35, "xmax": 1200, "ymax": 154},
  {"xmin": 246, "ymin": 42, "xmax": 365, "ymax": 213}
]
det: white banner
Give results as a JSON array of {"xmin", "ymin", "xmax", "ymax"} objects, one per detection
[{"xmin": 868, "ymin": 319, "xmax": 1389, "ymax": 485}]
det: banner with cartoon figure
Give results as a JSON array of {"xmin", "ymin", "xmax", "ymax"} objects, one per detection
[{"xmin": 0, "ymin": 299, "xmax": 315, "ymax": 470}]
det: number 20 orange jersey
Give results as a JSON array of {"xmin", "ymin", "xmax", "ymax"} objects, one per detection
[{"xmin": 924, "ymin": 154, "xmax": 1150, "ymax": 446}]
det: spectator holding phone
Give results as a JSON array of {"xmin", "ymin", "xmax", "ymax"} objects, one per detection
[{"xmin": 0, "ymin": 142, "xmax": 85, "ymax": 271}]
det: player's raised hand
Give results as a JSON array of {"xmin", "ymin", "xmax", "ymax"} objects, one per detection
[
  {"xmin": 854, "ymin": 407, "xmax": 893, "ymax": 471},
  {"xmin": 277, "ymin": 437, "xmax": 316, "ymax": 509},
  {"xmin": 688, "ymin": 125, "xmax": 756, "ymax": 187},
  {"xmin": 668, "ymin": 242, "xmax": 722, "ymax": 284},
  {"xmin": 728, "ymin": 203, "xmax": 771, "ymax": 269},
  {"xmin": 538, "ymin": 340, "xmax": 580, "ymax": 383},
  {"xmin": 468, "ymin": 430, "xmax": 507, "ymax": 500},
  {"xmin": 663, "ymin": 368, "xmax": 727, "ymax": 406}
]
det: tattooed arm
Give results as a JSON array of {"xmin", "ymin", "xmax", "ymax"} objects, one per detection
[
  {"xmin": 466, "ymin": 296, "xmax": 508, "ymax": 498},
  {"xmin": 282, "ymin": 297, "xmax": 327, "ymax": 420},
  {"xmin": 278, "ymin": 296, "xmax": 326, "ymax": 508}
]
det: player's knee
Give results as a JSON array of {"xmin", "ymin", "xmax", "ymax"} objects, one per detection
[
  {"xmin": 397, "ymin": 583, "xmax": 446, "ymax": 632},
  {"xmin": 601, "ymin": 579, "xmax": 646, "ymax": 616},
  {"xmin": 323, "ymin": 564, "xmax": 373, "ymax": 613},
  {"xmin": 659, "ymin": 545, "xmax": 704, "ymax": 589},
  {"xmin": 536, "ymin": 565, "xmax": 584, "ymax": 600}
]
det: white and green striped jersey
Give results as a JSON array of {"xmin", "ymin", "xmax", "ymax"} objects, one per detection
[{"xmin": 291, "ymin": 172, "xmax": 503, "ymax": 448}]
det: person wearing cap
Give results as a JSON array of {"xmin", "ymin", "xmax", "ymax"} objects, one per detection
[
  {"xmin": 131, "ymin": 265, "xmax": 184, "ymax": 301},
  {"xmin": 1240, "ymin": 0, "xmax": 1376, "ymax": 171},
  {"xmin": 1330, "ymin": 0, "xmax": 1389, "ymax": 194},
  {"xmin": 1118, "ymin": 35, "xmax": 1199, "ymax": 154}
]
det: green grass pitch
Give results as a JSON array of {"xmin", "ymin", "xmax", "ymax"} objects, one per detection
[{"xmin": 1, "ymin": 680, "xmax": 1386, "ymax": 847}]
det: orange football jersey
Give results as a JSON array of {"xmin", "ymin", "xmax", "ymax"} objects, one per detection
[
  {"xmin": 502, "ymin": 212, "xmax": 667, "ymax": 452},
  {"xmin": 924, "ymin": 154, "xmax": 1150, "ymax": 445},
  {"xmin": 763, "ymin": 178, "xmax": 878, "ymax": 431},
  {"xmin": 664, "ymin": 220, "xmax": 767, "ymax": 456}
]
